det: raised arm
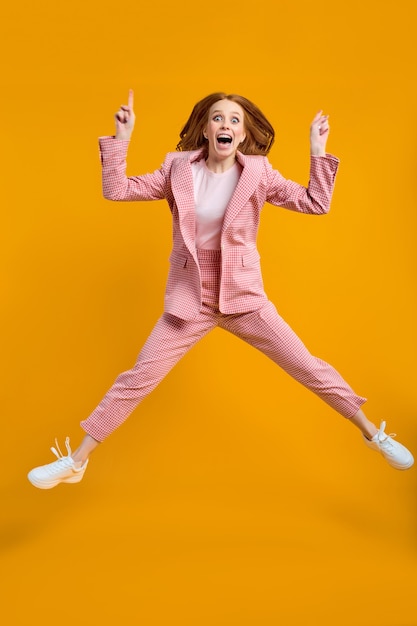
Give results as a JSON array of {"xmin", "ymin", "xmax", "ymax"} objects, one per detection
[
  {"xmin": 265, "ymin": 111, "xmax": 339, "ymax": 214},
  {"xmin": 99, "ymin": 90, "xmax": 167, "ymax": 202}
]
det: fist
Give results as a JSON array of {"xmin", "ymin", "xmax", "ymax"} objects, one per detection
[{"xmin": 115, "ymin": 89, "xmax": 135, "ymax": 140}]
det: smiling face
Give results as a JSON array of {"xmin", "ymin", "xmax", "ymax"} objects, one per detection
[{"xmin": 204, "ymin": 99, "xmax": 246, "ymax": 168}]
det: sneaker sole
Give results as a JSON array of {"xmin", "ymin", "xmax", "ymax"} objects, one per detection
[
  {"xmin": 387, "ymin": 457, "xmax": 414, "ymax": 471},
  {"xmin": 27, "ymin": 472, "xmax": 85, "ymax": 489}
]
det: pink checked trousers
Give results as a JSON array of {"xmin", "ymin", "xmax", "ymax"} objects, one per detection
[{"xmin": 81, "ymin": 250, "xmax": 366, "ymax": 441}]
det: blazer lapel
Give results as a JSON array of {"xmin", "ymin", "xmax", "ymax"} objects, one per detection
[
  {"xmin": 221, "ymin": 152, "xmax": 264, "ymax": 234},
  {"xmin": 170, "ymin": 150, "xmax": 203, "ymax": 255}
]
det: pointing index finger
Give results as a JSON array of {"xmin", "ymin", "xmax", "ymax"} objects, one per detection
[{"xmin": 128, "ymin": 89, "xmax": 134, "ymax": 109}]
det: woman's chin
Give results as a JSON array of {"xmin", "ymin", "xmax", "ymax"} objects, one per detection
[{"xmin": 213, "ymin": 144, "xmax": 237, "ymax": 158}]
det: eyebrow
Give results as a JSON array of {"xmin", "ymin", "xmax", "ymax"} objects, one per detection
[{"xmin": 212, "ymin": 110, "xmax": 241, "ymax": 116}]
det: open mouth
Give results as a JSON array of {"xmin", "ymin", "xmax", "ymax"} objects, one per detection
[{"xmin": 217, "ymin": 134, "xmax": 233, "ymax": 144}]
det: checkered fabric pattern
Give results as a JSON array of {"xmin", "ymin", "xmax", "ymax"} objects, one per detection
[
  {"xmin": 98, "ymin": 137, "xmax": 339, "ymax": 321},
  {"xmin": 81, "ymin": 250, "xmax": 366, "ymax": 442},
  {"xmin": 81, "ymin": 140, "xmax": 360, "ymax": 442}
]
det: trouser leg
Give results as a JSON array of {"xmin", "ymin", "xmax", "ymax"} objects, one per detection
[
  {"xmin": 81, "ymin": 312, "xmax": 216, "ymax": 441},
  {"xmin": 220, "ymin": 300, "xmax": 366, "ymax": 417}
]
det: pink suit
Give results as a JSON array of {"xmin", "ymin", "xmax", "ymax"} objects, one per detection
[{"xmin": 80, "ymin": 138, "xmax": 366, "ymax": 442}]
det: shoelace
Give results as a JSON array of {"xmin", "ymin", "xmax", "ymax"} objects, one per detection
[
  {"xmin": 376, "ymin": 421, "xmax": 397, "ymax": 448},
  {"xmin": 51, "ymin": 436, "xmax": 72, "ymax": 460},
  {"xmin": 39, "ymin": 437, "xmax": 76, "ymax": 475}
]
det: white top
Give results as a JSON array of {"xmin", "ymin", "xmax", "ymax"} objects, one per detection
[{"xmin": 191, "ymin": 159, "xmax": 242, "ymax": 249}]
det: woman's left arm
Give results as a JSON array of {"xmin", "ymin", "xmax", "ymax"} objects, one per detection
[{"xmin": 265, "ymin": 111, "xmax": 339, "ymax": 215}]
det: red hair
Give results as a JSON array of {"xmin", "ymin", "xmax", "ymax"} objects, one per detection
[{"xmin": 176, "ymin": 92, "xmax": 275, "ymax": 156}]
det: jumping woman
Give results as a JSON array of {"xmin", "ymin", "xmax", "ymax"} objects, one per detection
[{"xmin": 28, "ymin": 90, "xmax": 413, "ymax": 489}]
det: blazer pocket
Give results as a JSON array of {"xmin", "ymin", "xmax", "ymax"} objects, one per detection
[
  {"xmin": 169, "ymin": 252, "xmax": 189, "ymax": 268},
  {"xmin": 241, "ymin": 249, "xmax": 260, "ymax": 267}
]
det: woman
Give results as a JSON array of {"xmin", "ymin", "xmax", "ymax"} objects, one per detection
[{"xmin": 28, "ymin": 90, "xmax": 413, "ymax": 488}]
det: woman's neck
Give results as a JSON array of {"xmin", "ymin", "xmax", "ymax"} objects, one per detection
[{"xmin": 205, "ymin": 154, "xmax": 237, "ymax": 174}]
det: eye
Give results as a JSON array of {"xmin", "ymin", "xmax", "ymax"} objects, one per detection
[
  {"xmin": 231, "ymin": 117, "xmax": 240, "ymax": 124},
  {"xmin": 213, "ymin": 115, "xmax": 222, "ymax": 121}
]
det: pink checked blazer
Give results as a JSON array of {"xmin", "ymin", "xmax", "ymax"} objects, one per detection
[{"xmin": 99, "ymin": 136, "xmax": 339, "ymax": 321}]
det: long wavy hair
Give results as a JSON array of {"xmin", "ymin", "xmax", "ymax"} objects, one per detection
[{"xmin": 176, "ymin": 92, "xmax": 275, "ymax": 156}]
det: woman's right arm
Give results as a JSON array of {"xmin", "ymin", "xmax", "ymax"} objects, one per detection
[{"xmin": 100, "ymin": 90, "xmax": 167, "ymax": 202}]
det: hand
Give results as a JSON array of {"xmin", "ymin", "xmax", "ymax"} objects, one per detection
[
  {"xmin": 115, "ymin": 89, "xmax": 136, "ymax": 140},
  {"xmin": 310, "ymin": 110, "xmax": 330, "ymax": 156}
]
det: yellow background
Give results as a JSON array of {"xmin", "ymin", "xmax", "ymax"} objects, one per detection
[{"xmin": 1, "ymin": 0, "xmax": 417, "ymax": 624}]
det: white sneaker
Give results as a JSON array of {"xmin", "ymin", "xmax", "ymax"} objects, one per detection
[
  {"xmin": 363, "ymin": 421, "xmax": 414, "ymax": 470},
  {"xmin": 28, "ymin": 437, "xmax": 88, "ymax": 489}
]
